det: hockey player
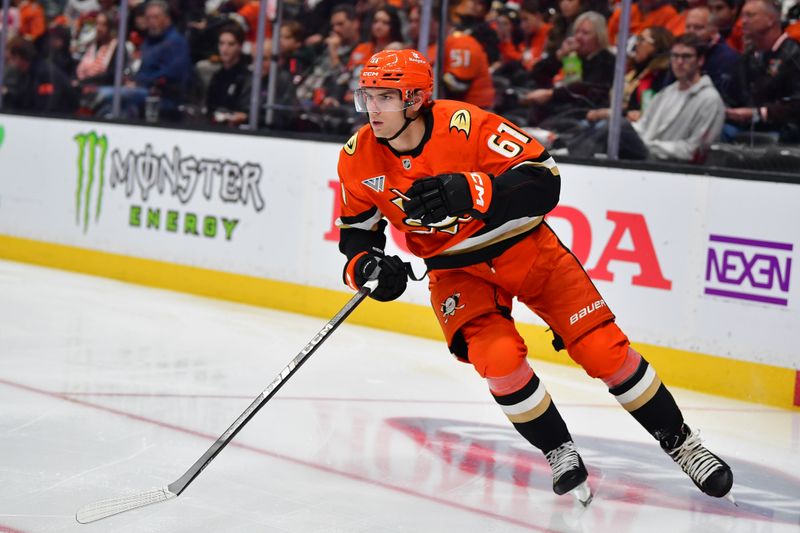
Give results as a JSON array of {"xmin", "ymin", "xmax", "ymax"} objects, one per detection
[{"xmin": 335, "ymin": 48, "xmax": 734, "ymax": 503}]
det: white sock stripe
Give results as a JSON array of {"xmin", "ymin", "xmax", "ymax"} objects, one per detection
[
  {"xmin": 500, "ymin": 381, "xmax": 547, "ymax": 416},
  {"xmin": 614, "ymin": 365, "xmax": 657, "ymax": 405}
]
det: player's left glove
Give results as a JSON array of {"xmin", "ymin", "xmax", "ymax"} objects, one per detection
[
  {"xmin": 344, "ymin": 251, "xmax": 409, "ymax": 302},
  {"xmin": 404, "ymin": 172, "xmax": 493, "ymax": 227}
]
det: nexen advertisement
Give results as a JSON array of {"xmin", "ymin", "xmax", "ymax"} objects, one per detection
[{"xmin": 0, "ymin": 115, "xmax": 798, "ymax": 371}]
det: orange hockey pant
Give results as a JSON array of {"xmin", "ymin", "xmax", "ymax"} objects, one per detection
[{"xmin": 429, "ymin": 224, "xmax": 629, "ymax": 381}]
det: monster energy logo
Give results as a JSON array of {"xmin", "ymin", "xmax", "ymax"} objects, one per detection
[{"xmin": 74, "ymin": 131, "xmax": 109, "ymax": 233}]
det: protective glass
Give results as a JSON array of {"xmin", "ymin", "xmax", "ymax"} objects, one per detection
[{"xmin": 354, "ymin": 88, "xmax": 413, "ymax": 113}]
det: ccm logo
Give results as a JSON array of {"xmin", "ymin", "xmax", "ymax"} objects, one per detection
[
  {"xmin": 468, "ymin": 172, "xmax": 485, "ymax": 207},
  {"xmin": 569, "ymin": 299, "xmax": 606, "ymax": 325}
]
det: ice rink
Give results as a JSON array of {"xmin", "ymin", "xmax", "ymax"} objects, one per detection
[{"xmin": 1, "ymin": 258, "xmax": 798, "ymax": 533}]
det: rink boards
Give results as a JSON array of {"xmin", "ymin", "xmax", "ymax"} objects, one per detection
[{"xmin": 0, "ymin": 114, "xmax": 798, "ymax": 408}]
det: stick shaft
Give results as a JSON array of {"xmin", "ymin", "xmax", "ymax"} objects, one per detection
[{"xmin": 167, "ymin": 286, "xmax": 372, "ymax": 495}]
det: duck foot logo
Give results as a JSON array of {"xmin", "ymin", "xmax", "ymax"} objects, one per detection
[{"xmin": 74, "ymin": 131, "xmax": 109, "ymax": 233}]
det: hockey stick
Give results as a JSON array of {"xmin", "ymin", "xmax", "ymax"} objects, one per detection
[{"xmin": 76, "ymin": 278, "xmax": 379, "ymax": 524}]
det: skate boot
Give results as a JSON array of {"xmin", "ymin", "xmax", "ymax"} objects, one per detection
[
  {"xmin": 659, "ymin": 424, "xmax": 733, "ymax": 498},
  {"xmin": 545, "ymin": 441, "xmax": 592, "ymax": 505}
]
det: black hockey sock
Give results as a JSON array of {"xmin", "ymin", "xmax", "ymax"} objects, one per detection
[
  {"xmin": 608, "ymin": 357, "xmax": 684, "ymax": 440},
  {"xmin": 492, "ymin": 373, "xmax": 572, "ymax": 453}
]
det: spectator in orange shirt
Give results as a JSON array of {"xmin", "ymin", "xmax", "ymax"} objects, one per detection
[
  {"xmin": 14, "ymin": 0, "xmax": 46, "ymax": 42},
  {"xmin": 520, "ymin": 0, "xmax": 553, "ymax": 70},
  {"xmin": 235, "ymin": 0, "xmax": 272, "ymax": 48},
  {"xmin": 607, "ymin": 0, "xmax": 677, "ymax": 45},
  {"xmin": 443, "ymin": 29, "xmax": 497, "ymax": 108},
  {"xmin": 708, "ymin": 0, "xmax": 744, "ymax": 51},
  {"xmin": 406, "ymin": 4, "xmax": 495, "ymax": 108},
  {"xmin": 495, "ymin": 6, "xmax": 525, "ymax": 66}
]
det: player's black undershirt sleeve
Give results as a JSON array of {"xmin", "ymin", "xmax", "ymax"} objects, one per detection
[{"xmin": 487, "ymin": 152, "xmax": 561, "ymax": 226}]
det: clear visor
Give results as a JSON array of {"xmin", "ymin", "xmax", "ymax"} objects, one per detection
[{"xmin": 354, "ymin": 88, "xmax": 415, "ymax": 113}]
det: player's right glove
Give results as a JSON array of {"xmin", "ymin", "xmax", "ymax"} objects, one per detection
[
  {"xmin": 343, "ymin": 251, "xmax": 408, "ymax": 302},
  {"xmin": 404, "ymin": 172, "xmax": 493, "ymax": 227}
]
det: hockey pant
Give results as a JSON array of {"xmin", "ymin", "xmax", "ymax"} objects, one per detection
[{"xmin": 428, "ymin": 224, "xmax": 683, "ymax": 453}]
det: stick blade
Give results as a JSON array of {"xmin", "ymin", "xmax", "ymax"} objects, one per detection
[{"xmin": 76, "ymin": 486, "xmax": 177, "ymax": 524}]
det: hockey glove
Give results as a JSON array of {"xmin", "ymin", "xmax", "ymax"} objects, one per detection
[
  {"xmin": 404, "ymin": 172, "xmax": 493, "ymax": 227},
  {"xmin": 344, "ymin": 252, "xmax": 408, "ymax": 302}
]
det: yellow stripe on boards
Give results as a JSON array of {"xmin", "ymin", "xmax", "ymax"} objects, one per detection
[{"xmin": 1, "ymin": 233, "xmax": 796, "ymax": 410}]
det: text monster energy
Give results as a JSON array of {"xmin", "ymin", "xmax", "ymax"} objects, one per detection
[
  {"xmin": 73, "ymin": 132, "xmax": 265, "ymax": 241},
  {"xmin": 74, "ymin": 131, "xmax": 108, "ymax": 233}
]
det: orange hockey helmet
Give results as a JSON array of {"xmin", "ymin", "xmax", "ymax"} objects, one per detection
[{"xmin": 356, "ymin": 49, "xmax": 434, "ymax": 111}]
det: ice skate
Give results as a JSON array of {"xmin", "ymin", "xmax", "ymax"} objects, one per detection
[
  {"xmin": 659, "ymin": 424, "xmax": 733, "ymax": 498},
  {"xmin": 545, "ymin": 441, "xmax": 592, "ymax": 505}
]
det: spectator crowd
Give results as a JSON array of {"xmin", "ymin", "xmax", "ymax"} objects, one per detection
[{"xmin": 1, "ymin": 0, "xmax": 799, "ymax": 166}]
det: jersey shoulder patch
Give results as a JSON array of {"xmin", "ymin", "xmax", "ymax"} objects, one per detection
[
  {"xmin": 343, "ymin": 132, "xmax": 358, "ymax": 156},
  {"xmin": 449, "ymin": 109, "xmax": 472, "ymax": 139}
]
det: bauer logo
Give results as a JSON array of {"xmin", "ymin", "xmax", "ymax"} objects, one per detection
[
  {"xmin": 705, "ymin": 234, "xmax": 793, "ymax": 306},
  {"xmin": 74, "ymin": 131, "xmax": 109, "ymax": 233}
]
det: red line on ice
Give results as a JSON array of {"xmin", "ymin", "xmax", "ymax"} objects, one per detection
[
  {"xmin": 0, "ymin": 377, "xmax": 556, "ymax": 533},
  {"xmin": 53, "ymin": 391, "xmax": 778, "ymax": 412}
]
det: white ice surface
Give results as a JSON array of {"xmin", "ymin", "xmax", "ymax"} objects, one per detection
[{"xmin": 0, "ymin": 259, "xmax": 798, "ymax": 533}]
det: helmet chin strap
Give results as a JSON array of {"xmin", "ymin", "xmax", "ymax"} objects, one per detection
[{"xmin": 384, "ymin": 106, "xmax": 421, "ymax": 142}]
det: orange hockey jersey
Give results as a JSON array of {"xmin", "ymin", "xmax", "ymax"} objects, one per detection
[
  {"xmin": 336, "ymin": 99, "xmax": 558, "ymax": 268},
  {"xmin": 443, "ymin": 32, "xmax": 496, "ymax": 109}
]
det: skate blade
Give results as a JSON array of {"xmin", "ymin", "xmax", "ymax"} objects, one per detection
[
  {"xmin": 725, "ymin": 491, "xmax": 738, "ymax": 506},
  {"xmin": 569, "ymin": 480, "xmax": 593, "ymax": 507}
]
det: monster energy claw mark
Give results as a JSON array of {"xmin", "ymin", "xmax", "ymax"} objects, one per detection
[
  {"xmin": 0, "ymin": 125, "xmax": 5, "ymax": 150},
  {"xmin": 74, "ymin": 131, "xmax": 109, "ymax": 232}
]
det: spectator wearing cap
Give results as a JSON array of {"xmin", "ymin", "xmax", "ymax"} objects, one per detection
[
  {"xmin": 725, "ymin": 0, "xmax": 800, "ymax": 142},
  {"xmin": 683, "ymin": 5, "xmax": 740, "ymax": 105},
  {"xmin": 607, "ymin": 0, "xmax": 677, "ymax": 45}
]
